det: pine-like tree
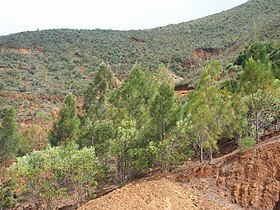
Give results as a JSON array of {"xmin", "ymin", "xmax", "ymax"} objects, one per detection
[
  {"xmin": 83, "ymin": 63, "xmax": 115, "ymax": 121},
  {"xmin": 240, "ymin": 58, "xmax": 279, "ymax": 141},
  {"xmin": 0, "ymin": 107, "xmax": 19, "ymax": 166},
  {"xmin": 110, "ymin": 65, "xmax": 155, "ymax": 128},
  {"xmin": 49, "ymin": 93, "xmax": 80, "ymax": 146},
  {"xmin": 149, "ymin": 83, "xmax": 178, "ymax": 141},
  {"xmin": 187, "ymin": 61, "xmax": 243, "ymax": 162}
]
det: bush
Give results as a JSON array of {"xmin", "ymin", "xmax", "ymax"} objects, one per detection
[
  {"xmin": 8, "ymin": 143, "xmax": 101, "ymax": 208},
  {"xmin": 0, "ymin": 180, "xmax": 16, "ymax": 209},
  {"xmin": 239, "ymin": 136, "xmax": 256, "ymax": 151}
]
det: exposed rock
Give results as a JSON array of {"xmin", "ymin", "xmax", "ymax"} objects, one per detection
[
  {"xmin": 130, "ymin": 37, "xmax": 145, "ymax": 43},
  {"xmin": 192, "ymin": 48, "xmax": 221, "ymax": 61},
  {"xmin": 182, "ymin": 47, "xmax": 221, "ymax": 71},
  {"xmin": 0, "ymin": 44, "xmax": 45, "ymax": 54},
  {"xmin": 177, "ymin": 137, "xmax": 280, "ymax": 210}
]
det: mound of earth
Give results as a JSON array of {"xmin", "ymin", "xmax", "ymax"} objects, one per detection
[{"xmin": 79, "ymin": 177, "xmax": 238, "ymax": 210}]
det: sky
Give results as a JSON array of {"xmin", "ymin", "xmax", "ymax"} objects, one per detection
[{"xmin": 0, "ymin": 0, "xmax": 247, "ymax": 36}]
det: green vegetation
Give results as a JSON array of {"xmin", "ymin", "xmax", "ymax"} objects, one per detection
[
  {"xmin": 0, "ymin": 0, "xmax": 279, "ymax": 97},
  {"xmin": 49, "ymin": 93, "xmax": 80, "ymax": 146},
  {"xmin": 0, "ymin": 180, "xmax": 16, "ymax": 209},
  {"xmin": 239, "ymin": 136, "xmax": 256, "ymax": 151},
  {"xmin": 0, "ymin": 107, "xmax": 19, "ymax": 167},
  {"xmin": 0, "ymin": 0, "xmax": 280, "ymax": 208},
  {"xmin": 0, "ymin": 0, "xmax": 279, "ymax": 126},
  {"xmin": 1, "ymin": 41, "xmax": 279, "ymax": 208},
  {"xmin": 236, "ymin": 43, "xmax": 280, "ymax": 141},
  {"xmin": 83, "ymin": 62, "xmax": 115, "ymax": 121},
  {"xmin": 8, "ymin": 143, "xmax": 101, "ymax": 209}
]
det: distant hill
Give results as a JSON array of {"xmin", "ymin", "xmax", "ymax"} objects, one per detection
[{"xmin": 0, "ymin": 0, "xmax": 279, "ymax": 97}]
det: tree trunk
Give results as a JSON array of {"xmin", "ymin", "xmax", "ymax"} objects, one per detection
[
  {"xmin": 256, "ymin": 113, "xmax": 259, "ymax": 143},
  {"xmin": 200, "ymin": 146, "xmax": 203, "ymax": 163},
  {"xmin": 276, "ymin": 117, "xmax": 279, "ymax": 132}
]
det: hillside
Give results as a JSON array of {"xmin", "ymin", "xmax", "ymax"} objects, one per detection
[
  {"xmin": 0, "ymin": 0, "xmax": 279, "ymax": 97},
  {"xmin": 0, "ymin": 0, "xmax": 279, "ymax": 127},
  {"xmin": 1, "ymin": 1, "xmax": 280, "ymax": 209}
]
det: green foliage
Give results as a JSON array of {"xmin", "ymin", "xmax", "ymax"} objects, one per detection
[
  {"xmin": 0, "ymin": 0, "xmax": 279, "ymax": 99},
  {"xmin": 239, "ymin": 136, "xmax": 256, "ymax": 151},
  {"xmin": 110, "ymin": 65, "xmax": 155, "ymax": 128},
  {"xmin": 0, "ymin": 107, "xmax": 19, "ymax": 166},
  {"xmin": 8, "ymin": 144, "xmax": 101, "ymax": 208},
  {"xmin": 243, "ymin": 90, "xmax": 280, "ymax": 141},
  {"xmin": 149, "ymin": 83, "xmax": 179, "ymax": 141},
  {"xmin": 0, "ymin": 180, "xmax": 16, "ymax": 209},
  {"xmin": 79, "ymin": 120, "xmax": 115, "ymax": 159},
  {"xmin": 235, "ymin": 42, "xmax": 280, "ymax": 79},
  {"xmin": 54, "ymin": 143, "xmax": 101, "ymax": 205},
  {"xmin": 49, "ymin": 93, "xmax": 80, "ymax": 146},
  {"xmin": 83, "ymin": 63, "xmax": 115, "ymax": 121},
  {"xmin": 109, "ymin": 120, "xmax": 138, "ymax": 184},
  {"xmin": 0, "ymin": 1, "xmax": 280, "ymax": 206},
  {"xmin": 8, "ymin": 147, "xmax": 66, "ymax": 209},
  {"xmin": 19, "ymin": 124, "xmax": 48, "ymax": 156},
  {"xmin": 0, "ymin": 0, "xmax": 279, "ymax": 127},
  {"xmin": 80, "ymin": 63, "xmax": 116, "ymax": 155},
  {"xmin": 269, "ymin": 43, "xmax": 280, "ymax": 79},
  {"xmin": 235, "ymin": 42, "xmax": 270, "ymax": 66},
  {"xmin": 149, "ymin": 120, "xmax": 193, "ymax": 172},
  {"xmin": 187, "ymin": 61, "xmax": 245, "ymax": 161},
  {"xmin": 240, "ymin": 58, "xmax": 276, "ymax": 94},
  {"xmin": 239, "ymin": 58, "xmax": 279, "ymax": 141}
]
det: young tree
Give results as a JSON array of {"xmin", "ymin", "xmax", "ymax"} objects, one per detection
[
  {"xmin": 109, "ymin": 120, "xmax": 138, "ymax": 184},
  {"xmin": 49, "ymin": 93, "xmax": 80, "ymax": 146},
  {"xmin": 110, "ymin": 65, "xmax": 155, "ymax": 129},
  {"xmin": 83, "ymin": 62, "xmax": 115, "ymax": 121},
  {"xmin": 235, "ymin": 42, "xmax": 270, "ymax": 67},
  {"xmin": 239, "ymin": 58, "xmax": 279, "ymax": 141},
  {"xmin": 149, "ymin": 83, "xmax": 179, "ymax": 141},
  {"xmin": 235, "ymin": 42, "xmax": 280, "ymax": 79},
  {"xmin": 149, "ymin": 119, "xmax": 193, "ymax": 172},
  {"xmin": 187, "ymin": 61, "xmax": 244, "ymax": 161},
  {"xmin": 0, "ymin": 107, "xmax": 19, "ymax": 166},
  {"xmin": 80, "ymin": 63, "xmax": 115, "ymax": 152}
]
